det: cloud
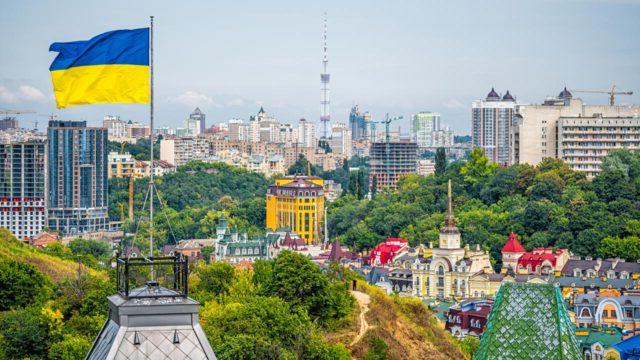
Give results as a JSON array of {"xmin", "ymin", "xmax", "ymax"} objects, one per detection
[
  {"xmin": 0, "ymin": 85, "xmax": 47, "ymax": 104},
  {"xmin": 170, "ymin": 91, "xmax": 217, "ymax": 108},
  {"xmin": 226, "ymin": 97, "xmax": 245, "ymax": 107},
  {"xmin": 442, "ymin": 99, "xmax": 465, "ymax": 109}
]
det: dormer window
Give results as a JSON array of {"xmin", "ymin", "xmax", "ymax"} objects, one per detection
[
  {"xmin": 620, "ymin": 271, "xmax": 629, "ymax": 279},
  {"xmin": 573, "ymin": 269, "xmax": 582, "ymax": 277}
]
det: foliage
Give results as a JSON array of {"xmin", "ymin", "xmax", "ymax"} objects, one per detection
[
  {"xmin": 0, "ymin": 307, "xmax": 55, "ymax": 359},
  {"xmin": 459, "ymin": 336, "xmax": 480, "ymax": 358},
  {"xmin": 191, "ymin": 261, "xmax": 237, "ymax": 303},
  {"xmin": 435, "ymin": 147, "xmax": 447, "ymax": 176},
  {"xmin": 328, "ymin": 149, "xmax": 640, "ymax": 266},
  {"xmin": 49, "ymin": 336, "xmax": 92, "ymax": 360},
  {"xmin": 68, "ymin": 238, "xmax": 111, "ymax": 259},
  {"xmin": 107, "ymin": 138, "xmax": 159, "ymax": 161},
  {"xmin": 0, "ymin": 258, "xmax": 51, "ymax": 311},
  {"xmin": 363, "ymin": 337, "xmax": 389, "ymax": 360}
]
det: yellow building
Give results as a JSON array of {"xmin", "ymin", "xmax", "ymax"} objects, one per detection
[
  {"xmin": 108, "ymin": 151, "xmax": 135, "ymax": 179},
  {"xmin": 266, "ymin": 175, "xmax": 324, "ymax": 244}
]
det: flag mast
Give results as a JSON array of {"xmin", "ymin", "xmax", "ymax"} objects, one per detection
[{"xmin": 149, "ymin": 15, "xmax": 155, "ymax": 275}]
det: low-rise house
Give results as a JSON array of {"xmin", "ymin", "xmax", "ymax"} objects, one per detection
[
  {"xmin": 468, "ymin": 270, "xmax": 549, "ymax": 298},
  {"xmin": 445, "ymin": 299, "xmax": 493, "ymax": 338},
  {"xmin": 555, "ymin": 276, "xmax": 639, "ymax": 299},
  {"xmin": 500, "ymin": 232, "xmax": 570, "ymax": 275},
  {"xmin": 561, "ymin": 257, "xmax": 640, "ymax": 280},
  {"xmin": 388, "ymin": 268, "xmax": 413, "ymax": 294},
  {"xmin": 574, "ymin": 326, "xmax": 624, "ymax": 360},
  {"xmin": 573, "ymin": 294, "xmax": 640, "ymax": 337},
  {"xmin": 30, "ymin": 231, "xmax": 60, "ymax": 248}
]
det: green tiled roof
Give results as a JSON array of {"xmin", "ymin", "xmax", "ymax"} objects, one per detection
[{"xmin": 474, "ymin": 282, "xmax": 581, "ymax": 360}]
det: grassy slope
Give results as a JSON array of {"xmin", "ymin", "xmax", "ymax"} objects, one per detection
[
  {"xmin": 0, "ymin": 228, "xmax": 106, "ymax": 282},
  {"xmin": 345, "ymin": 282, "xmax": 468, "ymax": 360}
]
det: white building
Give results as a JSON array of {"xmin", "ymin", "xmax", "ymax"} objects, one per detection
[
  {"xmin": 511, "ymin": 88, "xmax": 640, "ymax": 168},
  {"xmin": 330, "ymin": 123, "xmax": 352, "ymax": 158},
  {"xmin": 299, "ymin": 118, "xmax": 316, "ymax": 148},
  {"xmin": 160, "ymin": 137, "xmax": 211, "ymax": 166},
  {"xmin": 0, "ymin": 132, "xmax": 47, "ymax": 242},
  {"xmin": 472, "ymin": 88, "xmax": 517, "ymax": 166}
]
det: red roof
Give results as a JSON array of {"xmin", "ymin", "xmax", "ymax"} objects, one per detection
[
  {"xmin": 369, "ymin": 237, "xmax": 408, "ymax": 266},
  {"xmin": 501, "ymin": 232, "xmax": 525, "ymax": 253}
]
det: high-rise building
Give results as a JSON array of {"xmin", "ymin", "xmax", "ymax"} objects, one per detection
[
  {"xmin": 298, "ymin": 118, "xmax": 316, "ymax": 149},
  {"xmin": 472, "ymin": 88, "xmax": 517, "ymax": 166},
  {"xmin": 159, "ymin": 137, "xmax": 211, "ymax": 167},
  {"xmin": 511, "ymin": 88, "xmax": 640, "ymax": 169},
  {"xmin": 369, "ymin": 141, "xmax": 418, "ymax": 192},
  {"xmin": 47, "ymin": 121, "xmax": 108, "ymax": 234},
  {"xmin": 265, "ymin": 175, "xmax": 325, "ymax": 244},
  {"xmin": 103, "ymin": 115, "xmax": 127, "ymax": 138},
  {"xmin": 190, "ymin": 107, "xmax": 206, "ymax": 134},
  {"xmin": 330, "ymin": 123, "xmax": 352, "ymax": 158},
  {"xmin": 558, "ymin": 116, "xmax": 640, "ymax": 178},
  {"xmin": 412, "ymin": 111, "xmax": 453, "ymax": 150},
  {"xmin": 349, "ymin": 105, "xmax": 371, "ymax": 141},
  {"xmin": 0, "ymin": 133, "xmax": 47, "ymax": 241}
]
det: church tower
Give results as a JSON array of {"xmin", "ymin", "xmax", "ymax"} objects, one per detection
[{"xmin": 439, "ymin": 179, "xmax": 461, "ymax": 249}]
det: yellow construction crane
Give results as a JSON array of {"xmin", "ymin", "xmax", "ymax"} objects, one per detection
[{"xmin": 571, "ymin": 84, "xmax": 633, "ymax": 106}]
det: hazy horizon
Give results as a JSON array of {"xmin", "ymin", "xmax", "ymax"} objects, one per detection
[{"xmin": 1, "ymin": 0, "xmax": 639, "ymax": 135}]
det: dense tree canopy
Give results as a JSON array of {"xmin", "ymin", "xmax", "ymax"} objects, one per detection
[{"xmin": 328, "ymin": 150, "xmax": 640, "ymax": 268}]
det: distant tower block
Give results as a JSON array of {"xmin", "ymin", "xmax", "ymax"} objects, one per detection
[{"xmin": 320, "ymin": 13, "xmax": 331, "ymax": 139}]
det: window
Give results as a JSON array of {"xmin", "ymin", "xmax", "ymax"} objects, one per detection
[{"xmin": 580, "ymin": 308, "xmax": 591, "ymax": 318}]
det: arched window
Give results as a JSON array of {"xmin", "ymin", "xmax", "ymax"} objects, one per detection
[
  {"xmin": 580, "ymin": 308, "xmax": 592, "ymax": 318},
  {"xmin": 247, "ymin": 248, "xmax": 253, "ymax": 255},
  {"xmin": 437, "ymin": 265, "xmax": 445, "ymax": 287},
  {"xmin": 620, "ymin": 271, "xmax": 629, "ymax": 279},
  {"xmin": 461, "ymin": 280, "xmax": 467, "ymax": 298}
]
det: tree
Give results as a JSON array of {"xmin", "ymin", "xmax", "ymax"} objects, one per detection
[
  {"xmin": 49, "ymin": 336, "xmax": 92, "ymax": 360},
  {"xmin": 68, "ymin": 238, "xmax": 111, "ymax": 259},
  {"xmin": 0, "ymin": 258, "xmax": 50, "ymax": 311},
  {"xmin": 0, "ymin": 307, "xmax": 54, "ymax": 359},
  {"xmin": 460, "ymin": 148, "xmax": 498, "ymax": 191},
  {"xmin": 192, "ymin": 262, "xmax": 237, "ymax": 302},
  {"xmin": 435, "ymin": 147, "xmax": 447, "ymax": 176}
]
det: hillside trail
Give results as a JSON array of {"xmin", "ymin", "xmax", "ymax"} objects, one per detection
[{"xmin": 350, "ymin": 290, "xmax": 373, "ymax": 346}]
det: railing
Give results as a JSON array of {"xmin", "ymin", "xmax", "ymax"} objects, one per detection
[{"xmin": 116, "ymin": 253, "xmax": 188, "ymax": 300}]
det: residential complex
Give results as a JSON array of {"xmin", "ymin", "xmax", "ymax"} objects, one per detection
[
  {"xmin": 511, "ymin": 88, "xmax": 640, "ymax": 176},
  {"xmin": 102, "ymin": 115, "xmax": 150, "ymax": 142},
  {"xmin": 412, "ymin": 111, "xmax": 454, "ymax": 150},
  {"xmin": 472, "ymin": 88, "xmax": 517, "ymax": 166},
  {"xmin": 265, "ymin": 175, "xmax": 325, "ymax": 244},
  {"xmin": 47, "ymin": 120, "xmax": 109, "ymax": 234},
  {"xmin": 0, "ymin": 131, "xmax": 47, "ymax": 241},
  {"xmin": 107, "ymin": 151, "xmax": 135, "ymax": 178},
  {"xmin": 369, "ymin": 141, "xmax": 417, "ymax": 192}
]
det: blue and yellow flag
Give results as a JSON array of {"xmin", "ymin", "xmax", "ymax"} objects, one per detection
[{"xmin": 49, "ymin": 28, "xmax": 150, "ymax": 109}]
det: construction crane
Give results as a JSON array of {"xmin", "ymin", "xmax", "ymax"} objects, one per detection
[
  {"xmin": 0, "ymin": 109, "xmax": 35, "ymax": 129},
  {"xmin": 571, "ymin": 84, "xmax": 633, "ymax": 106},
  {"xmin": 36, "ymin": 113, "xmax": 59, "ymax": 131}
]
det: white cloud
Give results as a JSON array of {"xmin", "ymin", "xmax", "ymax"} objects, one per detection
[
  {"xmin": 442, "ymin": 99, "xmax": 465, "ymax": 109},
  {"xmin": 170, "ymin": 91, "xmax": 217, "ymax": 108},
  {"xmin": 17, "ymin": 85, "xmax": 46, "ymax": 102},
  {"xmin": 0, "ymin": 84, "xmax": 47, "ymax": 104},
  {"xmin": 226, "ymin": 97, "xmax": 245, "ymax": 106}
]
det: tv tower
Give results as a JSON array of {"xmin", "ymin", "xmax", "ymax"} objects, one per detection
[{"xmin": 320, "ymin": 13, "xmax": 330, "ymax": 139}]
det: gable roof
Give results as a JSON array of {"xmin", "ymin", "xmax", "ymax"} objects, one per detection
[{"xmin": 475, "ymin": 282, "xmax": 581, "ymax": 360}]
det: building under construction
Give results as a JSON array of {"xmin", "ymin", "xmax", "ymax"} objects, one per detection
[{"xmin": 369, "ymin": 141, "xmax": 418, "ymax": 192}]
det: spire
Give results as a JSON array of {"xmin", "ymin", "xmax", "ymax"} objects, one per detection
[
  {"xmin": 447, "ymin": 179, "xmax": 453, "ymax": 216},
  {"xmin": 441, "ymin": 179, "xmax": 459, "ymax": 233}
]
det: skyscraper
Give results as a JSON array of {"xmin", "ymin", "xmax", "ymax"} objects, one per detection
[
  {"xmin": 47, "ymin": 120, "xmax": 108, "ymax": 234},
  {"xmin": 349, "ymin": 105, "xmax": 371, "ymax": 141},
  {"xmin": 0, "ymin": 132, "xmax": 46, "ymax": 241},
  {"xmin": 320, "ymin": 14, "xmax": 330, "ymax": 139},
  {"xmin": 189, "ymin": 107, "xmax": 206, "ymax": 135},
  {"xmin": 472, "ymin": 88, "xmax": 517, "ymax": 166}
]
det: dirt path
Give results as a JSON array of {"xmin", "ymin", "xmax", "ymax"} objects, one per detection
[{"xmin": 350, "ymin": 290, "xmax": 373, "ymax": 346}]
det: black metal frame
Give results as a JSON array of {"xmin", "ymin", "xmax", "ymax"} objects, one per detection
[{"xmin": 116, "ymin": 253, "xmax": 189, "ymax": 299}]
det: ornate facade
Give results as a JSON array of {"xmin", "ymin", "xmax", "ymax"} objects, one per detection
[{"xmin": 412, "ymin": 180, "xmax": 493, "ymax": 299}]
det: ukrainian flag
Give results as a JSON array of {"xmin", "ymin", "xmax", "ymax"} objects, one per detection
[{"xmin": 49, "ymin": 28, "xmax": 150, "ymax": 109}]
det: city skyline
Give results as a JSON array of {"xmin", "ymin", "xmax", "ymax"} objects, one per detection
[{"xmin": 1, "ymin": 0, "xmax": 639, "ymax": 134}]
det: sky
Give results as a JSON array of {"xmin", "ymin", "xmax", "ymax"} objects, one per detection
[{"xmin": 1, "ymin": 0, "xmax": 639, "ymax": 135}]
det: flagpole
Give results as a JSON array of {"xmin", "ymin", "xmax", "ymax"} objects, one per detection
[{"xmin": 149, "ymin": 15, "xmax": 155, "ymax": 275}]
